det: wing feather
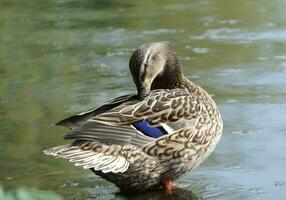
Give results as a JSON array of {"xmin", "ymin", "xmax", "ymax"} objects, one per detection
[
  {"xmin": 64, "ymin": 122, "xmax": 154, "ymax": 147},
  {"xmin": 92, "ymin": 88, "xmax": 200, "ymax": 125},
  {"xmin": 56, "ymin": 94, "xmax": 137, "ymax": 129},
  {"xmin": 43, "ymin": 142, "xmax": 130, "ymax": 173},
  {"xmin": 63, "ymin": 88, "xmax": 200, "ymax": 148},
  {"xmin": 53, "ymin": 88, "xmax": 200, "ymax": 150}
]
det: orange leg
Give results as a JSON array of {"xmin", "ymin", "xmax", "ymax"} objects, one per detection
[{"xmin": 164, "ymin": 179, "xmax": 173, "ymax": 195}]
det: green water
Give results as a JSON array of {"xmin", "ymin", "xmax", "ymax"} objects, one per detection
[{"xmin": 1, "ymin": 0, "xmax": 286, "ymax": 199}]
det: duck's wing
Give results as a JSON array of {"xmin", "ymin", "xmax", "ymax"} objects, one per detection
[
  {"xmin": 44, "ymin": 88, "xmax": 202, "ymax": 173},
  {"xmin": 56, "ymin": 92, "xmax": 155, "ymax": 147},
  {"xmin": 64, "ymin": 121, "xmax": 155, "ymax": 147},
  {"xmin": 56, "ymin": 94, "xmax": 138, "ymax": 129},
  {"xmin": 92, "ymin": 88, "xmax": 201, "ymax": 125},
  {"xmin": 65, "ymin": 88, "xmax": 201, "ymax": 147},
  {"xmin": 44, "ymin": 141, "xmax": 133, "ymax": 173}
]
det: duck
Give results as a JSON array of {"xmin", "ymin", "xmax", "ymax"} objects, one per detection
[{"xmin": 44, "ymin": 42, "xmax": 223, "ymax": 193}]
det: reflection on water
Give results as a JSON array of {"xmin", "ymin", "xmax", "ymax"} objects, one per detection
[
  {"xmin": 116, "ymin": 188, "xmax": 201, "ymax": 200},
  {"xmin": 1, "ymin": 0, "xmax": 286, "ymax": 199}
]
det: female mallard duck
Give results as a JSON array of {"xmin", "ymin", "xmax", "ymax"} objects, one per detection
[{"xmin": 44, "ymin": 42, "xmax": 223, "ymax": 193}]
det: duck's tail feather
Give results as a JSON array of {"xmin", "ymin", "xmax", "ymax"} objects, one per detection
[{"xmin": 43, "ymin": 143, "xmax": 129, "ymax": 173}]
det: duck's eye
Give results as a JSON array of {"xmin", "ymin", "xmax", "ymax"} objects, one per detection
[{"xmin": 143, "ymin": 63, "xmax": 148, "ymax": 68}]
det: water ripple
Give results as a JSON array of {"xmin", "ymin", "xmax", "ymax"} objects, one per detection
[{"xmin": 191, "ymin": 28, "xmax": 286, "ymax": 43}]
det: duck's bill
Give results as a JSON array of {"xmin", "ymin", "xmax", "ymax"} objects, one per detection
[{"xmin": 138, "ymin": 85, "xmax": 150, "ymax": 99}]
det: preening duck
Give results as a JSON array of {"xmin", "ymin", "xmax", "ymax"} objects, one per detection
[{"xmin": 44, "ymin": 42, "xmax": 223, "ymax": 193}]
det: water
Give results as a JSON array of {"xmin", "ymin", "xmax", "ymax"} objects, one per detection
[{"xmin": 1, "ymin": 0, "xmax": 286, "ymax": 199}]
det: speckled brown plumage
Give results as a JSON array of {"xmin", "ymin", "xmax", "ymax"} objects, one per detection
[{"xmin": 44, "ymin": 42, "xmax": 223, "ymax": 192}]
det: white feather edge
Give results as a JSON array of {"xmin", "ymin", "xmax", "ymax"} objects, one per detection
[
  {"xmin": 43, "ymin": 145, "xmax": 129, "ymax": 173},
  {"xmin": 160, "ymin": 123, "xmax": 175, "ymax": 134}
]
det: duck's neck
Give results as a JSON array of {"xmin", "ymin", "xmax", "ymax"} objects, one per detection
[
  {"xmin": 151, "ymin": 60, "xmax": 187, "ymax": 90},
  {"xmin": 151, "ymin": 71, "xmax": 197, "ymax": 91},
  {"xmin": 151, "ymin": 75, "xmax": 183, "ymax": 90}
]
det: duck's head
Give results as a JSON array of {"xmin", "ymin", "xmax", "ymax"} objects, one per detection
[{"xmin": 129, "ymin": 42, "xmax": 184, "ymax": 98}]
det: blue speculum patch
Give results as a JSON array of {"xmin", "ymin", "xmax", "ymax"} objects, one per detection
[{"xmin": 132, "ymin": 120, "xmax": 168, "ymax": 138}]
